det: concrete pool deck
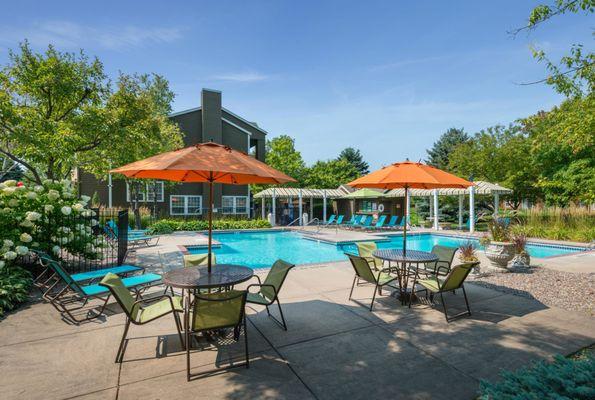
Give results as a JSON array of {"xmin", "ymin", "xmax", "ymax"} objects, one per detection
[{"xmin": 2, "ymin": 259, "xmax": 594, "ymax": 400}]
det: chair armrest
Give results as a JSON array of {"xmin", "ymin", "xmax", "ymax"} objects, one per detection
[
  {"xmin": 246, "ymin": 274, "xmax": 263, "ymax": 285},
  {"xmin": 246, "ymin": 283, "xmax": 277, "ymax": 298},
  {"xmin": 132, "ymin": 293, "xmax": 178, "ymax": 312}
]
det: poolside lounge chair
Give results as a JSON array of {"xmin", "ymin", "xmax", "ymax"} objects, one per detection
[
  {"xmin": 99, "ymin": 273, "xmax": 184, "ymax": 363},
  {"xmin": 383, "ymin": 215, "xmax": 398, "ymax": 230},
  {"xmin": 355, "ymin": 242, "xmax": 384, "ymax": 271},
  {"xmin": 341, "ymin": 215, "xmax": 357, "ymax": 227},
  {"xmin": 33, "ymin": 251, "xmax": 144, "ymax": 298},
  {"xmin": 344, "ymin": 214, "xmax": 363, "ymax": 228},
  {"xmin": 186, "ymin": 290, "xmax": 249, "ymax": 380},
  {"xmin": 346, "ymin": 253, "xmax": 399, "ymax": 311},
  {"xmin": 39, "ymin": 254, "xmax": 161, "ymax": 323},
  {"xmin": 324, "ymin": 215, "xmax": 337, "ymax": 225},
  {"xmin": 334, "ymin": 215, "xmax": 344, "ymax": 225},
  {"xmin": 415, "ymin": 261, "xmax": 479, "ymax": 322},
  {"xmin": 353, "ymin": 215, "xmax": 373, "ymax": 230},
  {"xmin": 417, "ymin": 245, "xmax": 458, "ymax": 277},
  {"xmin": 371, "ymin": 215, "xmax": 387, "ymax": 230},
  {"xmin": 105, "ymin": 220, "xmax": 159, "ymax": 247},
  {"xmin": 246, "ymin": 259, "xmax": 295, "ymax": 330}
]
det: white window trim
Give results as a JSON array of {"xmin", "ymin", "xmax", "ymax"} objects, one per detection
[
  {"xmin": 222, "ymin": 196, "xmax": 249, "ymax": 214},
  {"xmin": 126, "ymin": 181, "xmax": 164, "ymax": 202},
  {"xmin": 170, "ymin": 195, "xmax": 203, "ymax": 215}
]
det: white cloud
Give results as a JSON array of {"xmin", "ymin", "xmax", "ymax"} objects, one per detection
[
  {"xmin": 211, "ymin": 72, "xmax": 269, "ymax": 82},
  {"xmin": 0, "ymin": 20, "xmax": 183, "ymax": 51}
]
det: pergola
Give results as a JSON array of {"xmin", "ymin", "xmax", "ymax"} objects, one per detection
[
  {"xmin": 253, "ymin": 187, "xmax": 348, "ymax": 225},
  {"xmin": 385, "ymin": 180, "xmax": 512, "ymax": 232}
]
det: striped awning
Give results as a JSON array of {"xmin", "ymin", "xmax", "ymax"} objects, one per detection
[
  {"xmin": 384, "ymin": 180, "xmax": 512, "ymax": 197},
  {"xmin": 253, "ymin": 187, "xmax": 348, "ymax": 199}
]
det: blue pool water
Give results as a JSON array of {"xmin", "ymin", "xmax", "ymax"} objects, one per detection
[{"xmin": 188, "ymin": 231, "xmax": 586, "ymax": 269}]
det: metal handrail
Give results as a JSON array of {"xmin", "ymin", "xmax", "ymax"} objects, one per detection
[{"xmin": 286, "ymin": 216, "xmax": 303, "ymax": 227}]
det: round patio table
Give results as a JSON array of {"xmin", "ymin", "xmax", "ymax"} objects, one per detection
[
  {"xmin": 162, "ymin": 264, "xmax": 254, "ymax": 347},
  {"xmin": 373, "ymin": 249, "xmax": 439, "ymax": 306},
  {"xmin": 162, "ymin": 264, "xmax": 254, "ymax": 290}
]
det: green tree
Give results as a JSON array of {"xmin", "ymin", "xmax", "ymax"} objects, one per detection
[
  {"xmin": 304, "ymin": 159, "xmax": 358, "ymax": 189},
  {"xmin": 338, "ymin": 147, "xmax": 369, "ymax": 175},
  {"xmin": 522, "ymin": 94, "xmax": 595, "ymax": 205},
  {"xmin": 253, "ymin": 135, "xmax": 306, "ymax": 191},
  {"xmin": 0, "ymin": 42, "xmax": 109, "ymax": 183},
  {"xmin": 513, "ymin": 0, "xmax": 595, "ymax": 97},
  {"xmin": 448, "ymin": 125, "xmax": 540, "ymax": 207},
  {"xmin": 426, "ymin": 128, "xmax": 469, "ymax": 170}
]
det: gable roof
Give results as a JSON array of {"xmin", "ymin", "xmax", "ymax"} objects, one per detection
[{"xmin": 168, "ymin": 106, "xmax": 268, "ymax": 135}]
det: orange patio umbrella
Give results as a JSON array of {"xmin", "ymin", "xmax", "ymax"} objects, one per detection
[
  {"xmin": 348, "ymin": 160, "xmax": 472, "ymax": 254},
  {"xmin": 111, "ymin": 142, "xmax": 296, "ymax": 272}
]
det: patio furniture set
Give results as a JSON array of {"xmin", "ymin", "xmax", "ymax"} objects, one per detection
[
  {"xmin": 31, "ymin": 250, "xmax": 295, "ymax": 380},
  {"xmin": 347, "ymin": 242, "xmax": 478, "ymax": 322}
]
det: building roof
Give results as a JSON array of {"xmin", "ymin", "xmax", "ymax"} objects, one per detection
[
  {"xmin": 342, "ymin": 188, "xmax": 385, "ymax": 199},
  {"xmin": 384, "ymin": 180, "xmax": 512, "ymax": 197},
  {"xmin": 253, "ymin": 187, "xmax": 349, "ymax": 199},
  {"xmin": 168, "ymin": 106, "xmax": 268, "ymax": 135}
]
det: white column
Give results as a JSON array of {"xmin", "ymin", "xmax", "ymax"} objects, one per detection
[
  {"xmin": 469, "ymin": 185, "xmax": 475, "ymax": 233},
  {"xmin": 107, "ymin": 173, "xmax": 113, "ymax": 208},
  {"xmin": 458, "ymin": 194, "xmax": 464, "ymax": 230},
  {"xmin": 310, "ymin": 197, "xmax": 314, "ymax": 220},
  {"xmin": 433, "ymin": 189, "xmax": 439, "ymax": 230},
  {"xmin": 261, "ymin": 197, "xmax": 265, "ymax": 219},
  {"xmin": 493, "ymin": 193, "xmax": 499, "ymax": 217},
  {"xmin": 272, "ymin": 188, "xmax": 276, "ymax": 226},
  {"xmin": 298, "ymin": 189, "xmax": 303, "ymax": 226},
  {"xmin": 323, "ymin": 190, "xmax": 327, "ymax": 222},
  {"xmin": 429, "ymin": 195, "xmax": 434, "ymax": 222}
]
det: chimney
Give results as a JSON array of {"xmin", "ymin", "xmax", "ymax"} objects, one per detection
[{"xmin": 201, "ymin": 89, "xmax": 222, "ymax": 143}]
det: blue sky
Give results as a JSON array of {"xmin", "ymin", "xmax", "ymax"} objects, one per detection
[{"xmin": 0, "ymin": 1, "xmax": 592, "ymax": 170}]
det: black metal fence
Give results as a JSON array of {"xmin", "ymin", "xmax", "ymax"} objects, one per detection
[{"xmin": 42, "ymin": 208, "xmax": 129, "ymax": 273}]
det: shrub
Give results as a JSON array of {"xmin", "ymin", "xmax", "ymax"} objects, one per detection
[
  {"xmin": 488, "ymin": 218, "xmax": 511, "ymax": 242},
  {"xmin": 0, "ymin": 179, "xmax": 106, "ymax": 267},
  {"xmin": 511, "ymin": 206, "xmax": 595, "ymax": 242},
  {"xmin": 0, "ymin": 264, "xmax": 32, "ymax": 317},
  {"xmin": 149, "ymin": 218, "xmax": 271, "ymax": 234},
  {"xmin": 479, "ymin": 353, "xmax": 595, "ymax": 399}
]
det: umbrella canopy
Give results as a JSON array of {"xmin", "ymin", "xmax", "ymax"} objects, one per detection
[
  {"xmin": 348, "ymin": 160, "xmax": 472, "ymax": 190},
  {"xmin": 347, "ymin": 161, "xmax": 472, "ymax": 255},
  {"xmin": 111, "ymin": 142, "xmax": 294, "ymax": 185},
  {"xmin": 342, "ymin": 188, "xmax": 385, "ymax": 199},
  {"xmin": 111, "ymin": 142, "xmax": 296, "ymax": 272}
]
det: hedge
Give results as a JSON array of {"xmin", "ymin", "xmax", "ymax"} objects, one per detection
[
  {"xmin": 149, "ymin": 218, "xmax": 272, "ymax": 234},
  {"xmin": 0, "ymin": 264, "xmax": 32, "ymax": 317}
]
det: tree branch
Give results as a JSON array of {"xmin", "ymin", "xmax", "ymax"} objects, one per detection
[
  {"xmin": 508, "ymin": 0, "xmax": 580, "ymax": 36},
  {"xmin": 512, "ymin": 61, "xmax": 595, "ymax": 86},
  {"xmin": 0, "ymin": 146, "xmax": 42, "ymax": 184},
  {"xmin": 55, "ymin": 88, "xmax": 90, "ymax": 122}
]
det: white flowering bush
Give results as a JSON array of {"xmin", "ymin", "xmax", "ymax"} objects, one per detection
[{"xmin": 0, "ymin": 179, "xmax": 107, "ymax": 267}]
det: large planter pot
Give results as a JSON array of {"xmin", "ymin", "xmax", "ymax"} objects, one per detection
[{"xmin": 485, "ymin": 241, "xmax": 515, "ymax": 269}]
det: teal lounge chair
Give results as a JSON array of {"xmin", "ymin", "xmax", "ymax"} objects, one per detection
[
  {"xmin": 335, "ymin": 215, "xmax": 344, "ymax": 225},
  {"xmin": 34, "ymin": 251, "xmax": 144, "ymax": 298},
  {"xmin": 383, "ymin": 215, "xmax": 398, "ymax": 230},
  {"xmin": 372, "ymin": 215, "xmax": 387, "ymax": 230},
  {"xmin": 40, "ymin": 254, "xmax": 161, "ymax": 323},
  {"xmin": 396, "ymin": 216, "xmax": 408, "ymax": 229},
  {"xmin": 324, "ymin": 215, "xmax": 337, "ymax": 225},
  {"xmin": 345, "ymin": 214, "xmax": 363, "ymax": 228},
  {"xmin": 104, "ymin": 221, "xmax": 159, "ymax": 247},
  {"xmin": 354, "ymin": 215, "xmax": 373, "ymax": 229}
]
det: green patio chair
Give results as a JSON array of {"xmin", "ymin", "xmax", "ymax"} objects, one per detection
[
  {"xmin": 355, "ymin": 242, "xmax": 384, "ymax": 271},
  {"xmin": 40, "ymin": 254, "xmax": 161, "ymax": 323},
  {"xmin": 183, "ymin": 253, "xmax": 216, "ymax": 267},
  {"xmin": 246, "ymin": 259, "xmax": 295, "ymax": 330},
  {"xmin": 99, "ymin": 273, "xmax": 184, "ymax": 363},
  {"xmin": 346, "ymin": 253, "xmax": 399, "ymax": 311},
  {"xmin": 186, "ymin": 290, "xmax": 248, "ymax": 380},
  {"xmin": 418, "ymin": 245, "xmax": 458, "ymax": 277},
  {"xmin": 416, "ymin": 261, "xmax": 479, "ymax": 322}
]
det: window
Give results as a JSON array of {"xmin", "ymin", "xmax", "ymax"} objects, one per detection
[
  {"xmin": 222, "ymin": 196, "xmax": 249, "ymax": 214},
  {"xmin": 126, "ymin": 181, "xmax": 164, "ymax": 202},
  {"xmin": 360, "ymin": 201, "xmax": 377, "ymax": 212},
  {"xmin": 170, "ymin": 195, "xmax": 202, "ymax": 215}
]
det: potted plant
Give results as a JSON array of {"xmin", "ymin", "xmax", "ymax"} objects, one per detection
[
  {"xmin": 511, "ymin": 234, "xmax": 530, "ymax": 268},
  {"xmin": 459, "ymin": 241, "xmax": 479, "ymax": 263},
  {"xmin": 484, "ymin": 218, "xmax": 515, "ymax": 269}
]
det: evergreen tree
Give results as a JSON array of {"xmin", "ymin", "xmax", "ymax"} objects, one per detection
[
  {"xmin": 426, "ymin": 128, "xmax": 469, "ymax": 170},
  {"xmin": 338, "ymin": 147, "xmax": 369, "ymax": 175}
]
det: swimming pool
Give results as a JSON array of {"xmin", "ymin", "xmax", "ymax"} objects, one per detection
[{"xmin": 186, "ymin": 231, "xmax": 587, "ymax": 269}]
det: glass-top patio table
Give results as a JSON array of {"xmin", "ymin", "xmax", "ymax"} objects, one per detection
[{"xmin": 372, "ymin": 249, "xmax": 438, "ymax": 306}]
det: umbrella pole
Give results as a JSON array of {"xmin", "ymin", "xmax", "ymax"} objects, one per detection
[
  {"xmin": 403, "ymin": 186, "xmax": 408, "ymax": 256},
  {"xmin": 208, "ymin": 179, "xmax": 213, "ymax": 273}
]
